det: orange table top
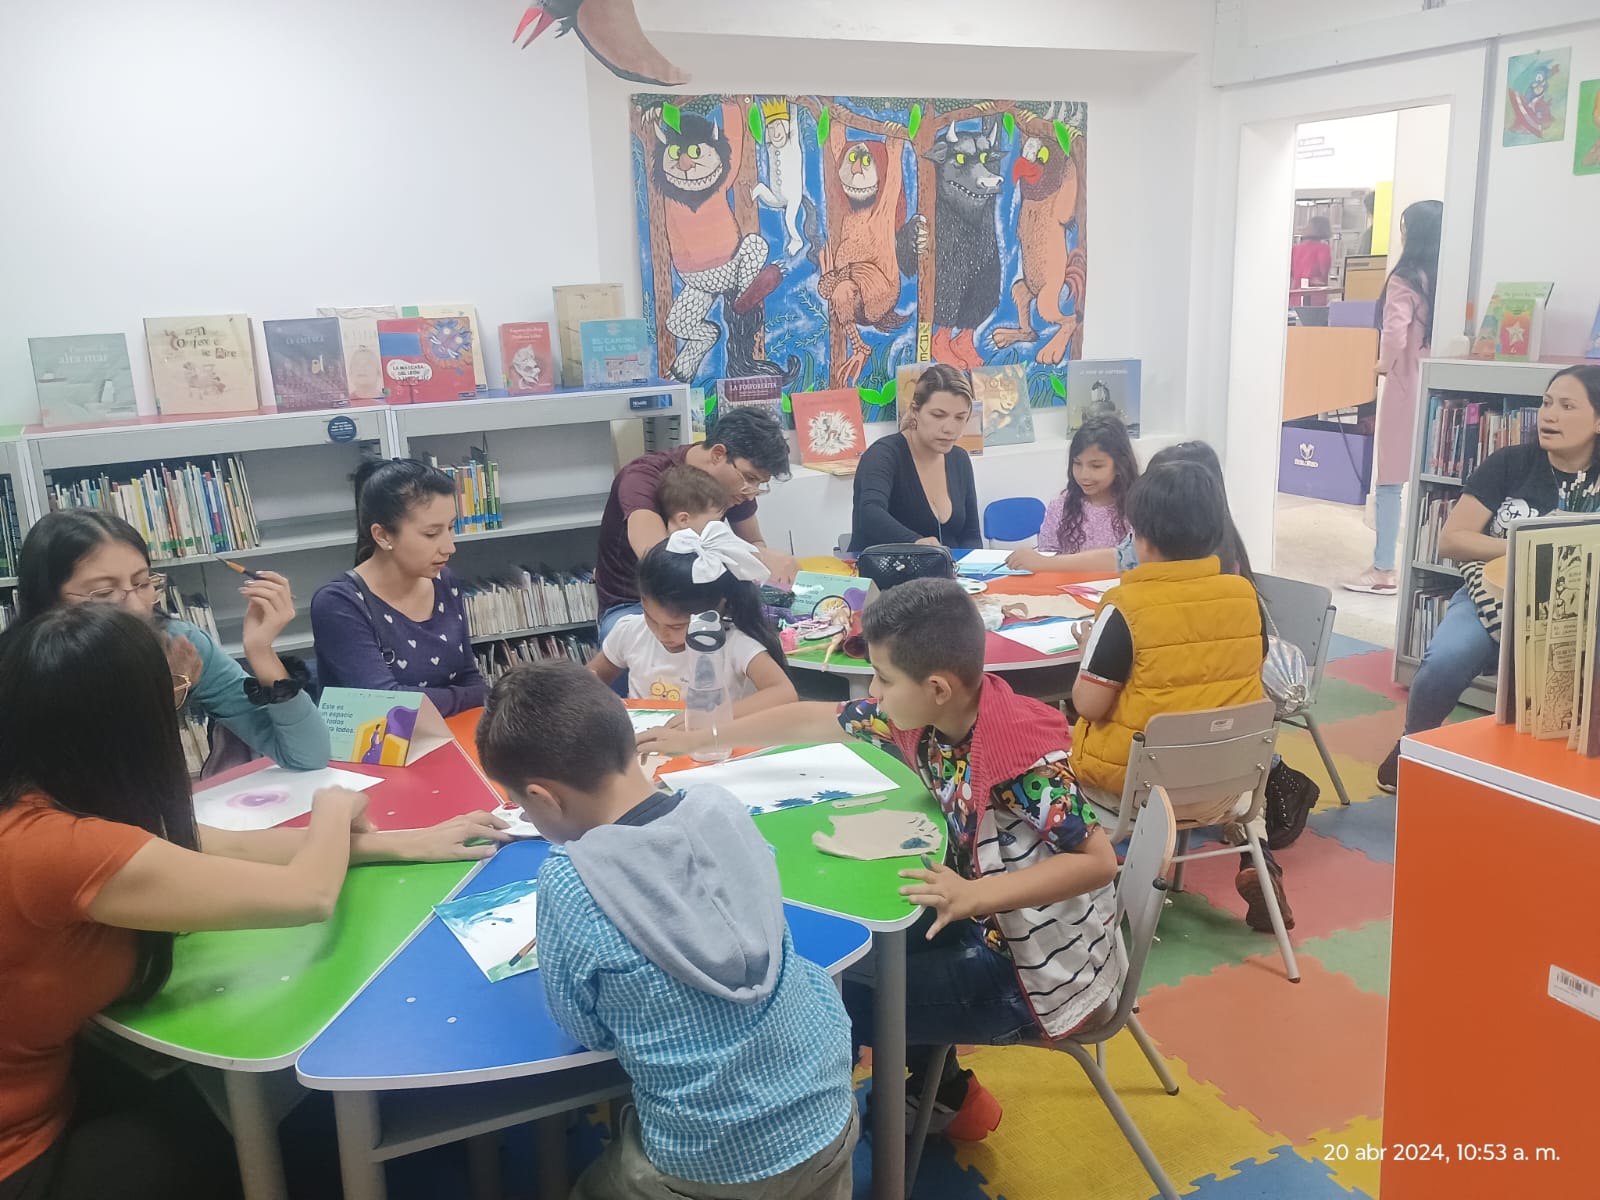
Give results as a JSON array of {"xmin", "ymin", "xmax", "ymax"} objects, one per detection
[{"xmin": 1405, "ymin": 717, "xmax": 1600, "ymax": 823}]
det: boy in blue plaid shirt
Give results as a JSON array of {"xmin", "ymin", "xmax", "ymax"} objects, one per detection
[{"xmin": 477, "ymin": 662, "xmax": 857, "ymax": 1199}]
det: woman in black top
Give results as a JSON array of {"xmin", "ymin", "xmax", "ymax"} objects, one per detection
[
  {"xmin": 1378, "ymin": 364, "xmax": 1600, "ymax": 791},
  {"xmin": 849, "ymin": 363, "xmax": 982, "ymax": 552}
]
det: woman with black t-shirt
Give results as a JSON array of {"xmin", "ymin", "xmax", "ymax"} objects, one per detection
[{"xmin": 1379, "ymin": 365, "xmax": 1600, "ymax": 791}]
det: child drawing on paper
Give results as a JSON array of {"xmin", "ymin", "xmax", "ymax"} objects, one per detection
[{"xmin": 435, "ymin": 878, "xmax": 541, "ymax": 982}]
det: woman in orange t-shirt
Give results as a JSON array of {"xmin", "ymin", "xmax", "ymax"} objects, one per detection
[{"xmin": 0, "ymin": 606, "xmax": 373, "ymax": 1199}]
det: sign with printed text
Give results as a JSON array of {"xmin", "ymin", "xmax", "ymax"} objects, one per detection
[{"xmin": 318, "ymin": 688, "xmax": 450, "ymax": 767}]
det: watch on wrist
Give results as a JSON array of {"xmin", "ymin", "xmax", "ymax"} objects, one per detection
[{"xmin": 243, "ymin": 676, "xmax": 305, "ymax": 707}]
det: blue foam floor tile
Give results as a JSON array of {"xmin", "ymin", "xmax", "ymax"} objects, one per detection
[
  {"xmin": 1306, "ymin": 793, "xmax": 1397, "ymax": 864},
  {"xmin": 1180, "ymin": 1146, "xmax": 1372, "ymax": 1199},
  {"xmin": 1326, "ymin": 633, "xmax": 1383, "ymax": 662}
]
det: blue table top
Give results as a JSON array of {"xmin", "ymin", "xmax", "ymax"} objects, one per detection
[{"xmin": 296, "ymin": 838, "xmax": 873, "ymax": 1090}]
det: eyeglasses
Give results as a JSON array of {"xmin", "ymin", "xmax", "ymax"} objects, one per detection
[
  {"xmin": 64, "ymin": 574, "xmax": 167, "ymax": 604},
  {"xmin": 736, "ymin": 469, "xmax": 772, "ymax": 497},
  {"xmin": 172, "ymin": 672, "xmax": 192, "ymax": 708}
]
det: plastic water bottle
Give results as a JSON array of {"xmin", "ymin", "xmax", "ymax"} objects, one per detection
[{"xmin": 684, "ymin": 610, "xmax": 734, "ymax": 763}]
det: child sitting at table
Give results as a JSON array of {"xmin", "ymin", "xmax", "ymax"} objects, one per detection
[
  {"xmin": 475, "ymin": 662, "xmax": 857, "ymax": 1200},
  {"xmin": 1006, "ymin": 415, "xmax": 1140, "ymax": 573},
  {"xmin": 657, "ymin": 464, "xmax": 728, "ymax": 534},
  {"xmin": 638, "ymin": 578, "xmax": 1120, "ymax": 1141},
  {"xmin": 588, "ymin": 522, "xmax": 796, "ymax": 715},
  {"xmin": 1070, "ymin": 460, "xmax": 1293, "ymax": 931}
]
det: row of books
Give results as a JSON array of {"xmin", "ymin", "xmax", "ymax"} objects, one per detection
[
  {"xmin": 0, "ymin": 477, "xmax": 25, "ymax": 578},
  {"xmin": 474, "ymin": 632, "xmax": 598, "ymax": 682},
  {"xmin": 1405, "ymin": 588, "xmax": 1459, "ymax": 661},
  {"xmin": 48, "ymin": 457, "xmax": 260, "ymax": 562},
  {"xmin": 178, "ymin": 711, "xmax": 213, "ymax": 777},
  {"xmin": 1421, "ymin": 394, "xmax": 1540, "ymax": 480},
  {"xmin": 159, "ymin": 582, "xmax": 221, "ymax": 643},
  {"xmin": 27, "ymin": 284, "xmax": 646, "ymax": 426},
  {"xmin": 1414, "ymin": 492, "xmax": 1459, "ymax": 565},
  {"xmin": 0, "ymin": 600, "xmax": 14, "ymax": 634},
  {"xmin": 425, "ymin": 454, "xmax": 503, "ymax": 534},
  {"xmin": 462, "ymin": 570, "xmax": 598, "ymax": 641}
]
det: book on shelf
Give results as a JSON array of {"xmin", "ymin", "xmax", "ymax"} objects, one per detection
[
  {"xmin": 789, "ymin": 389, "xmax": 865, "ymax": 471},
  {"xmin": 1421, "ymin": 393, "xmax": 1539, "ymax": 480},
  {"xmin": 580, "ymin": 319, "xmax": 654, "ymax": 386},
  {"xmin": 498, "ymin": 323, "xmax": 557, "ymax": 394},
  {"xmin": 461, "ymin": 567, "xmax": 598, "ymax": 640},
  {"xmin": 48, "ymin": 456, "xmax": 260, "ymax": 561},
  {"xmin": 317, "ymin": 306, "xmax": 399, "ymax": 400},
  {"xmin": 972, "ymin": 363, "xmax": 1034, "ymax": 446},
  {"xmin": 400, "ymin": 305, "xmax": 487, "ymax": 393},
  {"xmin": 144, "ymin": 315, "xmax": 261, "ymax": 415},
  {"xmin": 0, "ymin": 477, "xmax": 23, "ymax": 578},
  {"xmin": 475, "ymin": 629, "xmax": 598, "ymax": 682},
  {"xmin": 717, "ymin": 375, "xmax": 784, "ymax": 426},
  {"xmin": 1405, "ymin": 588, "xmax": 1457, "ymax": 662},
  {"xmin": 160, "ymin": 580, "xmax": 221, "ymax": 642},
  {"xmin": 424, "ymin": 452, "xmax": 502, "ymax": 534},
  {"xmin": 553, "ymin": 284, "xmax": 623, "ymax": 387},
  {"xmin": 1494, "ymin": 514, "xmax": 1600, "ymax": 757},
  {"xmin": 1414, "ymin": 493, "xmax": 1459, "ymax": 564},
  {"xmin": 29, "ymin": 333, "xmax": 139, "ymax": 427},
  {"xmin": 377, "ymin": 318, "xmax": 476, "ymax": 404},
  {"xmin": 263, "ymin": 318, "xmax": 350, "ymax": 412},
  {"xmin": 1067, "ymin": 359, "xmax": 1142, "ymax": 436},
  {"xmin": 1469, "ymin": 282, "xmax": 1553, "ymax": 361}
]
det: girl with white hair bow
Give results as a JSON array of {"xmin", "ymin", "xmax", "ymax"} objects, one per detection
[{"xmin": 588, "ymin": 521, "xmax": 796, "ymax": 720}]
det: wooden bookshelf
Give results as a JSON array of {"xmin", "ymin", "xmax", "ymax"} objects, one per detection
[{"xmin": 1393, "ymin": 358, "xmax": 1562, "ymax": 711}]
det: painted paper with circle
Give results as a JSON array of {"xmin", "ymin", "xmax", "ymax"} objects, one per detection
[{"xmin": 192, "ymin": 765, "xmax": 380, "ymax": 832}]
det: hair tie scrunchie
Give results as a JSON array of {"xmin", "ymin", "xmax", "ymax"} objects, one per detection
[{"xmin": 664, "ymin": 520, "xmax": 771, "ymax": 585}]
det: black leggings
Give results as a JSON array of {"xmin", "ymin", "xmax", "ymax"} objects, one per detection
[{"xmin": 0, "ymin": 1037, "xmax": 239, "ymax": 1200}]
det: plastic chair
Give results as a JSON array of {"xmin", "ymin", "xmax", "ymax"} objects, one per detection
[
  {"xmin": 906, "ymin": 789, "xmax": 1182, "ymax": 1200},
  {"xmin": 1254, "ymin": 572, "xmax": 1350, "ymax": 806},
  {"xmin": 982, "ymin": 496, "xmax": 1047, "ymax": 548},
  {"xmin": 1078, "ymin": 699, "xmax": 1298, "ymax": 982}
]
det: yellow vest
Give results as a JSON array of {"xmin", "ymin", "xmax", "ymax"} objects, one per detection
[{"xmin": 1072, "ymin": 556, "xmax": 1265, "ymax": 796}]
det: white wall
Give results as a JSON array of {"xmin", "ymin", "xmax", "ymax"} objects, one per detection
[
  {"xmin": 0, "ymin": 0, "xmax": 604, "ymax": 426},
  {"xmin": 1387, "ymin": 104, "xmax": 1452, "ymax": 265},
  {"xmin": 1294, "ymin": 113, "xmax": 1399, "ymax": 192},
  {"xmin": 1477, "ymin": 28, "xmax": 1600, "ymax": 354}
]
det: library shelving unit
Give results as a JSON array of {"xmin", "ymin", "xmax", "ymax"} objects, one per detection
[
  {"xmin": 1393, "ymin": 357, "xmax": 1565, "ymax": 710},
  {"xmin": 0, "ymin": 435, "xmax": 38, "ymax": 609},
  {"xmin": 13, "ymin": 381, "xmax": 690, "ymax": 660}
]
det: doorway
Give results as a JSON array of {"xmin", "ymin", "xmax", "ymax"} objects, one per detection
[{"xmin": 1271, "ymin": 106, "xmax": 1450, "ymax": 647}]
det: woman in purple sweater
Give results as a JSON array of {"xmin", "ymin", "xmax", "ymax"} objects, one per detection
[{"xmin": 311, "ymin": 459, "xmax": 486, "ymax": 716}]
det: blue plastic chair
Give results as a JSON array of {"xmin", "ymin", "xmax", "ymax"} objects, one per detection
[{"xmin": 983, "ymin": 496, "xmax": 1047, "ymax": 546}]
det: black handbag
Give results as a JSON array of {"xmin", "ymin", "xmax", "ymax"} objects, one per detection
[{"xmin": 855, "ymin": 543, "xmax": 956, "ymax": 593}]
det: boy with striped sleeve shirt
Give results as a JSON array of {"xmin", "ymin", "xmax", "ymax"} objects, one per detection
[{"xmin": 639, "ymin": 578, "xmax": 1121, "ymax": 1141}]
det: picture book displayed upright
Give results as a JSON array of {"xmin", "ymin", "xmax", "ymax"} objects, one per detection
[
  {"xmin": 376, "ymin": 317, "xmax": 476, "ymax": 404},
  {"xmin": 498, "ymin": 322, "xmax": 556, "ymax": 394},
  {"xmin": 262, "ymin": 317, "xmax": 350, "ymax": 411},
  {"xmin": 400, "ymin": 305, "xmax": 486, "ymax": 392},
  {"xmin": 28, "ymin": 333, "xmax": 139, "ymax": 427},
  {"xmin": 1471, "ymin": 283, "xmax": 1554, "ymax": 361},
  {"xmin": 553, "ymin": 283, "xmax": 623, "ymax": 387},
  {"xmin": 1067, "ymin": 359, "xmax": 1141, "ymax": 435},
  {"xmin": 319, "ymin": 687, "xmax": 451, "ymax": 766},
  {"xmin": 143, "ymin": 315, "xmax": 261, "ymax": 416},
  {"xmin": 790, "ymin": 388, "xmax": 865, "ymax": 473},
  {"xmin": 317, "ymin": 305, "xmax": 398, "ymax": 400},
  {"xmin": 580, "ymin": 318, "xmax": 653, "ymax": 386},
  {"xmin": 1494, "ymin": 514, "xmax": 1600, "ymax": 757},
  {"xmin": 717, "ymin": 374, "xmax": 783, "ymax": 425},
  {"xmin": 972, "ymin": 364, "xmax": 1034, "ymax": 446}
]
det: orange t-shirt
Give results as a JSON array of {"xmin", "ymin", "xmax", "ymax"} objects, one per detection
[{"xmin": 0, "ymin": 797, "xmax": 152, "ymax": 1181}]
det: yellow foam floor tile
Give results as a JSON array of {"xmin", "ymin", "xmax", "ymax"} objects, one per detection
[
  {"xmin": 1294, "ymin": 1115, "xmax": 1386, "ymax": 1196},
  {"xmin": 1274, "ymin": 727, "xmax": 1383, "ymax": 810}
]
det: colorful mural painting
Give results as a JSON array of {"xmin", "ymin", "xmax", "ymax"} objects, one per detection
[{"xmin": 630, "ymin": 95, "xmax": 1088, "ymax": 418}]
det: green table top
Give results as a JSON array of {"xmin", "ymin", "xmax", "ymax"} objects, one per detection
[
  {"xmin": 752, "ymin": 741, "xmax": 941, "ymax": 930},
  {"xmin": 100, "ymin": 859, "xmax": 472, "ymax": 1070}
]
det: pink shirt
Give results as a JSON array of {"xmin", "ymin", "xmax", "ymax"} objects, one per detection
[{"xmin": 1038, "ymin": 494, "xmax": 1128, "ymax": 554}]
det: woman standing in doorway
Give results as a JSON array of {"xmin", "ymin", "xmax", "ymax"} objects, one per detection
[{"xmin": 1345, "ymin": 199, "xmax": 1443, "ymax": 595}]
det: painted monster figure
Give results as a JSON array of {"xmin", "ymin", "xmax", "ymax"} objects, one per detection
[
  {"xmin": 923, "ymin": 122, "xmax": 1004, "ymax": 370},
  {"xmin": 991, "ymin": 134, "xmax": 1085, "ymax": 364}
]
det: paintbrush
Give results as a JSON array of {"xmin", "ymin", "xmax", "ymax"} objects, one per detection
[
  {"xmin": 219, "ymin": 558, "xmax": 264, "ymax": 582},
  {"xmin": 508, "ymin": 934, "xmax": 537, "ymax": 967}
]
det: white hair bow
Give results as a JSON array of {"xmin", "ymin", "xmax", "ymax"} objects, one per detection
[{"xmin": 665, "ymin": 520, "xmax": 771, "ymax": 585}]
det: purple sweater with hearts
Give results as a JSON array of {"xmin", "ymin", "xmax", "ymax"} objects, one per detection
[{"xmin": 310, "ymin": 567, "xmax": 486, "ymax": 716}]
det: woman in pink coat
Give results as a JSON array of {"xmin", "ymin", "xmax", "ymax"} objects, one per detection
[{"xmin": 1345, "ymin": 200, "xmax": 1444, "ymax": 594}]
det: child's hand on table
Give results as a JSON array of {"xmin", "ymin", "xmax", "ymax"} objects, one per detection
[
  {"xmin": 636, "ymin": 724, "xmax": 708, "ymax": 759},
  {"xmin": 314, "ymin": 785, "xmax": 371, "ymax": 831},
  {"xmin": 396, "ymin": 811, "xmax": 513, "ymax": 862},
  {"xmin": 899, "ymin": 857, "xmax": 984, "ymax": 938}
]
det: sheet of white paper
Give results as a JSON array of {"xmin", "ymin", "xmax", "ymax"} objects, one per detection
[
  {"xmin": 492, "ymin": 803, "xmax": 545, "ymax": 840},
  {"xmin": 628, "ymin": 709, "xmax": 678, "ymax": 734},
  {"xmin": 192, "ymin": 766, "xmax": 380, "ymax": 832},
  {"xmin": 995, "ymin": 620, "xmax": 1078, "ymax": 656},
  {"xmin": 434, "ymin": 879, "xmax": 540, "ymax": 982},
  {"xmin": 956, "ymin": 550, "xmax": 1030, "ymax": 578},
  {"xmin": 661, "ymin": 744, "xmax": 899, "ymax": 814}
]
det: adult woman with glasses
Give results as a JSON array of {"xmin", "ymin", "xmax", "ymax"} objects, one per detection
[{"xmin": 15, "ymin": 510, "xmax": 511, "ymax": 863}]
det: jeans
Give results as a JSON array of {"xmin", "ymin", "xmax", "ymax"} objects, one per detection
[
  {"xmin": 1373, "ymin": 483, "xmax": 1404, "ymax": 572},
  {"xmin": 1404, "ymin": 588, "xmax": 1497, "ymax": 735},
  {"xmin": 843, "ymin": 913, "xmax": 1036, "ymax": 1084},
  {"xmin": 597, "ymin": 603, "xmax": 643, "ymax": 697}
]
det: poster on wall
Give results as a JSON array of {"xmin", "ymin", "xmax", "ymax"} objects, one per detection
[
  {"xmin": 630, "ymin": 94, "xmax": 1088, "ymax": 421},
  {"xmin": 1575, "ymin": 79, "xmax": 1600, "ymax": 176},
  {"xmin": 1503, "ymin": 48, "xmax": 1571, "ymax": 147}
]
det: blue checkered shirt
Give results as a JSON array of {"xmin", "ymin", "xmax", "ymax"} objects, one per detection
[{"xmin": 536, "ymin": 848, "xmax": 855, "ymax": 1184}]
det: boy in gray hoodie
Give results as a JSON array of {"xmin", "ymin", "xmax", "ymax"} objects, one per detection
[{"xmin": 476, "ymin": 662, "xmax": 857, "ymax": 1200}]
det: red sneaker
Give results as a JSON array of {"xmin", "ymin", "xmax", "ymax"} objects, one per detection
[{"xmin": 941, "ymin": 1074, "xmax": 1003, "ymax": 1141}]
